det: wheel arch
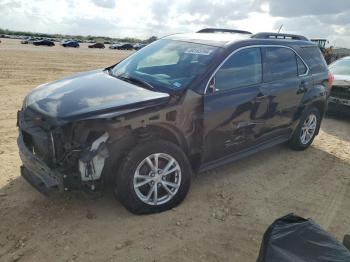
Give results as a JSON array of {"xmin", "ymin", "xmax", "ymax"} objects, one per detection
[
  {"xmin": 135, "ymin": 124, "xmax": 189, "ymax": 155},
  {"xmin": 309, "ymin": 99, "xmax": 327, "ymax": 117},
  {"xmin": 103, "ymin": 123, "xmax": 192, "ymax": 182},
  {"xmin": 134, "ymin": 124, "xmax": 202, "ymax": 171}
]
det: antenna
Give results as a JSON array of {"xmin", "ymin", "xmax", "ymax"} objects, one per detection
[{"xmin": 277, "ymin": 25, "xmax": 283, "ymax": 33}]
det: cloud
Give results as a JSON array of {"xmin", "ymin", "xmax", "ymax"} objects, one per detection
[
  {"xmin": 260, "ymin": 0, "xmax": 350, "ymax": 17},
  {"xmin": 273, "ymin": 15, "xmax": 350, "ymax": 48},
  {"xmin": 62, "ymin": 17, "xmax": 117, "ymax": 36},
  {"xmin": 318, "ymin": 12, "xmax": 350, "ymax": 26},
  {"xmin": 0, "ymin": 0, "xmax": 22, "ymax": 12},
  {"xmin": 1, "ymin": 0, "xmax": 350, "ymax": 48},
  {"xmin": 90, "ymin": 0, "xmax": 116, "ymax": 9},
  {"xmin": 147, "ymin": 0, "xmax": 259, "ymax": 36},
  {"xmin": 183, "ymin": 0, "xmax": 254, "ymax": 25}
]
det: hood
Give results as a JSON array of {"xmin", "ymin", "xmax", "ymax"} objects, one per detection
[
  {"xmin": 333, "ymin": 74, "xmax": 350, "ymax": 86},
  {"xmin": 25, "ymin": 69, "xmax": 170, "ymax": 121}
]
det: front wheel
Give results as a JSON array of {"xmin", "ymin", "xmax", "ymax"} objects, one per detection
[
  {"xmin": 115, "ymin": 140, "xmax": 192, "ymax": 214},
  {"xmin": 288, "ymin": 107, "xmax": 321, "ymax": 150}
]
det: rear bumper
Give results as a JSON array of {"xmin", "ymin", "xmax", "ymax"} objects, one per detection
[
  {"xmin": 328, "ymin": 96, "xmax": 350, "ymax": 107},
  {"xmin": 18, "ymin": 133, "xmax": 63, "ymax": 195},
  {"xmin": 328, "ymin": 96, "xmax": 350, "ymax": 114}
]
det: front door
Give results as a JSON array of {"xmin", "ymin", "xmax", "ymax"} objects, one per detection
[{"xmin": 203, "ymin": 47, "xmax": 269, "ymax": 163}]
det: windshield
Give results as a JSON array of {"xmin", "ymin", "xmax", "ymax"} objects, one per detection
[
  {"xmin": 329, "ymin": 58, "xmax": 350, "ymax": 75},
  {"xmin": 111, "ymin": 39, "xmax": 219, "ymax": 91}
]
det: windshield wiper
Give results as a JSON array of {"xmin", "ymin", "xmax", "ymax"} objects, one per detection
[{"xmin": 116, "ymin": 74, "xmax": 155, "ymax": 90}]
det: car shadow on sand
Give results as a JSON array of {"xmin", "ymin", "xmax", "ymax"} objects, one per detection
[
  {"xmin": 0, "ymin": 142, "xmax": 348, "ymax": 219},
  {"xmin": 322, "ymin": 114, "xmax": 350, "ymax": 142},
  {"xmin": 0, "ymin": 141, "xmax": 349, "ymax": 261}
]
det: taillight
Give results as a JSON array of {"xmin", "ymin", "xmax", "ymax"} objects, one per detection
[{"xmin": 328, "ymin": 73, "xmax": 334, "ymax": 89}]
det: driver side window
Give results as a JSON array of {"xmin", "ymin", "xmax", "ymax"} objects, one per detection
[{"xmin": 214, "ymin": 48, "xmax": 262, "ymax": 92}]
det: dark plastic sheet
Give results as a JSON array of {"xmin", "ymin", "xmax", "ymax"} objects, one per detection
[{"xmin": 257, "ymin": 214, "xmax": 350, "ymax": 262}]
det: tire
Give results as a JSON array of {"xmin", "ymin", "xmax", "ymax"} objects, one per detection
[
  {"xmin": 114, "ymin": 140, "xmax": 192, "ymax": 214},
  {"xmin": 288, "ymin": 107, "xmax": 321, "ymax": 150},
  {"xmin": 343, "ymin": 235, "xmax": 350, "ymax": 251}
]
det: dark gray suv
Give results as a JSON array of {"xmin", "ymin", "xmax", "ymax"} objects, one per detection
[{"xmin": 17, "ymin": 29, "xmax": 331, "ymax": 214}]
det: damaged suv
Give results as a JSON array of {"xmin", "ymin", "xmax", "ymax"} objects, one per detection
[{"xmin": 17, "ymin": 29, "xmax": 331, "ymax": 214}]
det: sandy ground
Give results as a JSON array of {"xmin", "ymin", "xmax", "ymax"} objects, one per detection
[{"xmin": 0, "ymin": 38, "xmax": 349, "ymax": 262}]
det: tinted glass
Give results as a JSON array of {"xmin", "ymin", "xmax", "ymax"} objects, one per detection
[
  {"xmin": 138, "ymin": 48, "xmax": 179, "ymax": 68},
  {"xmin": 215, "ymin": 48, "xmax": 262, "ymax": 92},
  {"xmin": 300, "ymin": 46, "xmax": 328, "ymax": 73},
  {"xmin": 112, "ymin": 39, "xmax": 218, "ymax": 91},
  {"xmin": 329, "ymin": 58, "xmax": 350, "ymax": 75},
  {"xmin": 297, "ymin": 56, "xmax": 307, "ymax": 75},
  {"xmin": 263, "ymin": 47, "xmax": 297, "ymax": 82}
]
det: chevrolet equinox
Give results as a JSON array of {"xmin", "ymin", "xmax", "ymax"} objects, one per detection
[{"xmin": 17, "ymin": 29, "xmax": 332, "ymax": 214}]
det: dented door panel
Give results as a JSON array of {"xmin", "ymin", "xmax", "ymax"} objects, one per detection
[{"xmin": 203, "ymin": 85, "xmax": 266, "ymax": 162}]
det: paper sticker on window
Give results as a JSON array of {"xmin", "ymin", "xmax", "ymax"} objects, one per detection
[{"xmin": 184, "ymin": 48, "xmax": 213, "ymax": 56}]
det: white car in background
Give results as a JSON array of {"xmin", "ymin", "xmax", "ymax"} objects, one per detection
[{"xmin": 328, "ymin": 56, "xmax": 350, "ymax": 113}]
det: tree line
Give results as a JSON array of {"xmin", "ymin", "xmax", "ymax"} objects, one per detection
[{"xmin": 0, "ymin": 28, "xmax": 158, "ymax": 43}]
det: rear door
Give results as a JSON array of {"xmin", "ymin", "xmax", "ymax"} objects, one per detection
[
  {"xmin": 202, "ymin": 47, "xmax": 269, "ymax": 163},
  {"xmin": 257, "ymin": 46, "xmax": 310, "ymax": 138}
]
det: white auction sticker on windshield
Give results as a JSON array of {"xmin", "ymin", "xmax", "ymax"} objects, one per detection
[
  {"xmin": 173, "ymin": 82, "xmax": 182, "ymax": 88},
  {"xmin": 184, "ymin": 48, "xmax": 213, "ymax": 55}
]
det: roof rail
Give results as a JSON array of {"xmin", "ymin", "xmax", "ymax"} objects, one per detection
[
  {"xmin": 197, "ymin": 28, "xmax": 252, "ymax": 35},
  {"xmin": 251, "ymin": 32, "xmax": 308, "ymax": 41}
]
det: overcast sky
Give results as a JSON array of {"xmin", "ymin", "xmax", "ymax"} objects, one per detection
[{"xmin": 1, "ymin": 0, "xmax": 350, "ymax": 47}]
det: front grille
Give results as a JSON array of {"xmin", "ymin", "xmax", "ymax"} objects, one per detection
[
  {"xmin": 330, "ymin": 85, "xmax": 350, "ymax": 100},
  {"xmin": 18, "ymin": 109, "xmax": 51, "ymax": 164}
]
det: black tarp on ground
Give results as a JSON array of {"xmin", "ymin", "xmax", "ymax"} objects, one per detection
[{"xmin": 257, "ymin": 214, "xmax": 350, "ymax": 262}]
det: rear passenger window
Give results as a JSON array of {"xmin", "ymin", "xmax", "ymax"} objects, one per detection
[
  {"xmin": 263, "ymin": 47, "xmax": 297, "ymax": 82},
  {"xmin": 297, "ymin": 56, "xmax": 307, "ymax": 75},
  {"xmin": 300, "ymin": 47, "xmax": 327, "ymax": 73},
  {"xmin": 215, "ymin": 48, "xmax": 262, "ymax": 92}
]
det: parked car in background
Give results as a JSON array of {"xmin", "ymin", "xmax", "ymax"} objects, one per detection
[
  {"xmin": 134, "ymin": 43, "xmax": 147, "ymax": 50},
  {"xmin": 33, "ymin": 39, "xmax": 55, "ymax": 46},
  {"xmin": 17, "ymin": 29, "xmax": 331, "ymax": 214},
  {"xmin": 88, "ymin": 43, "xmax": 105, "ymax": 49},
  {"xmin": 62, "ymin": 40, "xmax": 80, "ymax": 48},
  {"xmin": 117, "ymin": 43, "xmax": 134, "ymax": 50},
  {"xmin": 109, "ymin": 43, "xmax": 121, "ymax": 49},
  {"xmin": 328, "ymin": 56, "xmax": 350, "ymax": 113},
  {"xmin": 21, "ymin": 37, "xmax": 36, "ymax": 44}
]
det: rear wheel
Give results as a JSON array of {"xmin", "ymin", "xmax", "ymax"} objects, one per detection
[
  {"xmin": 114, "ymin": 140, "xmax": 192, "ymax": 214},
  {"xmin": 288, "ymin": 107, "xmax": 321, "ymax": 150}
]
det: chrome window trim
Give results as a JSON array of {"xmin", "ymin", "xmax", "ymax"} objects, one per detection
[{"xmin": 204, "ymin": 44, "xmax": 310, "ymax": 94}]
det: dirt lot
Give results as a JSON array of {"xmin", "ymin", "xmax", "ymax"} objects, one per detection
[{"xmin": 0, "ymin": 38, "xmax": 349, "ymax": 262}]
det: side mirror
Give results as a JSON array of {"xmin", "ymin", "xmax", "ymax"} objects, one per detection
[{"xmin": 208, "ymin": 77, "xmax": 216, "ymax": 94}]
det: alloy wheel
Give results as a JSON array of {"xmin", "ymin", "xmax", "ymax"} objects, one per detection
[
  {"xmin": 300, "ymin": 113, "xmax": 317, "ymax": 145},
  {"xmin": 133, "ymin": 153, "xmax": 181, "ymax": 206}
]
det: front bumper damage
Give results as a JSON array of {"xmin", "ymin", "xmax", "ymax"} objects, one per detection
[
  {"xmin": 17, "ymin": 109, "xmax": 110, "ymax": 196},
  {"xmin": 18, "ymin": 133, "xmax": 62, "ymax": 195}
]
